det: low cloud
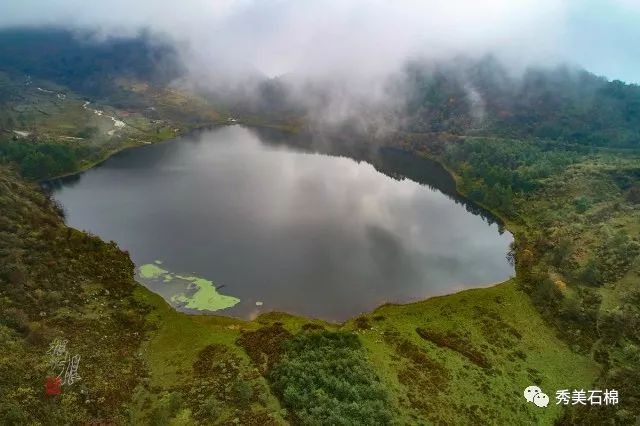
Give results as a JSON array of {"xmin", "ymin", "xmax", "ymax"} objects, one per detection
[
  {"xmin": 0, "ymin": 0, "xmax": 572, "ymax": 79},
  {"xmin": 198, "ymin": 0, "xmax": 568, "ymax": 79},
  {"xmin": 2, "ymin": 1, "xmax": 639, "ymax": 130}
]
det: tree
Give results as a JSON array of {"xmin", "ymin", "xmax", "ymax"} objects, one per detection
[
  {"xmin": 626, "ymin": 186, "xmax": 640, "ymax": 204},
  {"xmin": 574, "ymin": 196, "xmax": 591, "ymax": 213},
  {"xmin": 580, "ymin": 258, "xmax": 602, "ymax": 286}
]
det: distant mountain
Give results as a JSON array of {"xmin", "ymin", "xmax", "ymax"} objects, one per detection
[
  {"xmin": 237, "ymin": 55, "xmax": 640, "ymax": 148},
  {"xmin": 400, "ymin": 56, "xmax": 640, "ymax": 147},
  {"xmin": 0, "ymin": 28, "xmax": 638, "ymax": 147},
  {"xmin": 0, "ymin": 28, "xmax": 182, "ymax": 100}
]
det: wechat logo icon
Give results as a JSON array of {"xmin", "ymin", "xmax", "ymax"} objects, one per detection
[{"xmin": 524, "ymin": 385, "xmax": 549, "ymax": 408}]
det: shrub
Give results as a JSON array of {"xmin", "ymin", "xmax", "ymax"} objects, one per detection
[
  {"xmin": 579, "ymin": 258, "xmax": 602, "ymax": 286},
  {"xmin": 234, "ymin": 380, "xmax": 254, "ymax": 406},
  {"xmin": 626, "ymin": 185, "xmax": 640, "ymax": 204},
  {"xmin": 269, "ymin": 331, "xmax": 394, "ymax": 425},
  {"xmin": 574, "ymin": 196, "xmax": 591, "ymax": 213}
]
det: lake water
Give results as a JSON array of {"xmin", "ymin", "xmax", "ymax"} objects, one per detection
[{"xmin": 49, "ymin": 125, "xmax": 513, "ymax": 321}]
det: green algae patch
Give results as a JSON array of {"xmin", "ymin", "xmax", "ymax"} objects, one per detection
[
  {"xmin": 173, "ymin": 274, "xmax": 240, "ymax": 311},
  {"xmin": 137, "ymin": 263, "xmax": 240, "ymax": 312},
  {"xmin": 140, "ymin": 263, "xmax": 168, "ymax": 279}
]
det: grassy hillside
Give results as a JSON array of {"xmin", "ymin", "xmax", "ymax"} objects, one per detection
[
  {"xmin": 0, "ymin": 30, "xmax": 230, "ymax": 182},
  {"xmin": 345, "ymin": 281, "xmax": 599, "ymax": 424},
  {"xmin": 0, "ymin": 165, "xmax": 149, "ymax": 423},
  {"xmin": 407, "ymin": 136, "xmax": 640, "ymax": 424},
  {"xmin": 0, "ymin": 66, "xmax": 230, "ymax": 176}
]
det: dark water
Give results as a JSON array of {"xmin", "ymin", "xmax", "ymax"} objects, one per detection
[{"xmin": 48, "ymin": 125, "xmax": 513, "ymax": 321}]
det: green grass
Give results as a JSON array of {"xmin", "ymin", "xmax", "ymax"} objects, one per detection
[
  {"xmin": 133, "ymin": 287, "xmax": 287, "ymax": 424},
  {"xmin": 135, "ymin": 286, "xmax": 247, "ymax": 387},
  {"xmin": 127, "ymin": 276, "xmax": 598, "ymax": 425},
  {"xmin": 345, "ymin": 280, "xmax": 598, "ymax": 424}
]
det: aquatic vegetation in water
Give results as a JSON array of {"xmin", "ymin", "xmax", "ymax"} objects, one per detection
[
  {"xmin": 138, "ymin": 262, "xmax": 240, "ymax": 312},
  {"xmin": 139, "ymin": 263, "xmax": 168, "ymax": 279}
]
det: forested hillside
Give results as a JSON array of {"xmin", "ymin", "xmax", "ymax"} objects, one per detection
[{"xmin": 402, "ymin": 56, "xmax": 640, "ymax": 148}]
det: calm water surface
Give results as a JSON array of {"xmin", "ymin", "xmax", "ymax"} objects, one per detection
[{"xmin": 50, "ymin": 126, "xmax": 513, "ymax": 321}]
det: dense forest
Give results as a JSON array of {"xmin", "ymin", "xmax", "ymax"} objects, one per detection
[
  {"xmin": 0, "ymin": 139, "xmax": 90, "ymax": 180},
  {"xmin": 402, "ymin": 56, "xmax": 640, "ymax": 148}
]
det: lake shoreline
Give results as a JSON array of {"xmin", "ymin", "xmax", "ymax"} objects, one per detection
[
  {"xmin": 47, "ymin": 123, "xmax": 518, "ymax": 324},
  {"xmin": 41, "ymin": 121, "xmax": 236, "ymax": 182}
]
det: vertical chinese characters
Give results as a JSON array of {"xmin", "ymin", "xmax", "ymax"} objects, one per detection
[{"xmin": 45, "ymin": 338, "xmax": 81, "ymax": 395}]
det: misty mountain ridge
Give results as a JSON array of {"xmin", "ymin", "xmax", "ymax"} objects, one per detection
[
  {"xmin": 400, "ymin": 56, "xmax": 640, "ymax": 146},
  {"xmin": 1, "ymin": 28, "xmax": 638, "ymax": 148},
  {"xmin": 0, "ymin": 28, "xmax": 181, "ymax": 97},
  {"xmin": 245, "ymin": 55, "xmax": 640, "ymax": 148}
]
